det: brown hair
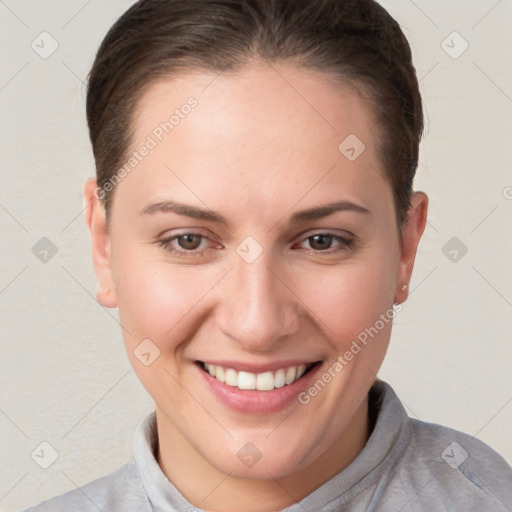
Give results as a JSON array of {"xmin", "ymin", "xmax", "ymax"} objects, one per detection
[{"xmin": 87, "ymin": 0, "xmax": 423, "ymax": 227}]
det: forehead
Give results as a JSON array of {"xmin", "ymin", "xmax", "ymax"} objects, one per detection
[
  {"xmin": 122, "ymin": 62, "xmax": 391, "ymax": 221},
  {"xmin": 134, "ymin": 61, "xmax": 379, "ymax": 149}
]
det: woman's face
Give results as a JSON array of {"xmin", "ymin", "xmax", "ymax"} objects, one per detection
[{"xmin": 86, "ymin": 62, "xmax": 426, "ymax": 489}]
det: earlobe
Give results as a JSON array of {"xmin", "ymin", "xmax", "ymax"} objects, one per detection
[
  {"xmin": 83, "ymin": 179, "xmax": 118, "ymax": 308},
  {"xmin": 395, "ymin": 192, "xmax": 429, "ymax": 304}
]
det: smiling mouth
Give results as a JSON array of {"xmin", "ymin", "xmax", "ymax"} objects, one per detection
[{"xmin": 197, "ymin": 361, "xmax": 320, "ymax": 392}]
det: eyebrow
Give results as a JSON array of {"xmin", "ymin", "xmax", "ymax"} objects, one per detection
[
  {"xmin": 140, "ymin": 201, "xmax": 228, "ymax": 225},
  {"xmin": 288, "ymin": 200, "xmax": 371, "ymax": 223},
  {"xmin": 139, "ymin": 199, "xmax": 371, "ymax": 225}
]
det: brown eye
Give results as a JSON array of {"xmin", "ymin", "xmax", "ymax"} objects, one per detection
[
  {"xmin": 158, "ymin": 232, "xmax": 210, "ymax": 255},
  {"xmin": 297, "ymin": 233, "xmax": 354, "ymax": 254},
  {"xmin": 176, "ymin": 234, "xmax": 203, "ymax": 250},
  {"xmin": 308, "ymin": 234, "xmax": 334, "ymax": 251}
]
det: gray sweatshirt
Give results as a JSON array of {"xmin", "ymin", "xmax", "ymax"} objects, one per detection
[{"xmin": 23, "ymin": 380, "xmax": 512, "ymax": 511}]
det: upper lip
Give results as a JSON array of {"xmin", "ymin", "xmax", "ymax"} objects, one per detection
[{"xmin": 196, "ymin": 359, "xmax": 321, "ymax": 373}]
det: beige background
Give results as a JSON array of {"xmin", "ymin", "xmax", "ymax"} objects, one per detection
[{"xmin": 0, "ymin": 0, "xmax": 511, "ymax": 510}]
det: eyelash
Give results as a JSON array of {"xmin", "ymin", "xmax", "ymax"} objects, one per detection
[{"xmin": 157, "ymin": 232, "xmax": 355, "ymax": 257}]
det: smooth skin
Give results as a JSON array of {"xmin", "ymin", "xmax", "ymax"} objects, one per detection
[{"xmin": 84, "ymin": 61, "xmax": 428, "ymax": 512}]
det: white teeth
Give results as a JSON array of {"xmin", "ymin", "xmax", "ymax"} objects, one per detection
[
  {"xmin": 202, "ymin": 363, "xmax": 312, "ymax": 391},
  {"xmin": 216, "ymin": 366, "xmax": 226, "ymax": 383},
  {"xmin": 274, "ymin": 368, "xmax": 286, "ymax": 388},
  {"xmin": 297, "ymin": 364, "xmax": 307, "ymax": 379},
  {"xmin": 225, "ymin": 368, "xmax": 238, "ymax": 386},
  {"xmin": 285, "ymin": 366, "xmax": 296, "ymax": 385},
  {"xmin": 256, "ymin": 371, "xmax": 275, "ymax": 391},
  {"xmin": 238, "ymin": 371, "xmax": 256, "ymax": 390}
]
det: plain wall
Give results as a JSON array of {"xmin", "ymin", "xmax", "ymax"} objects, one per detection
[{"xmin": 0, "ymin": 0, "xmax": 511, "ymax": 510}]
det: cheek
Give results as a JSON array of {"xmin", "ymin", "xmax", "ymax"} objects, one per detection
[
  {"xmin": 294, "ymin": 252, "xmax": 397, "ymax": 349},
  {"xmin": 113, "ymin": 255, "xmax": 215, "ymax": 349}
]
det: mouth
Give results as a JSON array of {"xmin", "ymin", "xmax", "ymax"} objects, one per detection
[{"xmin": 196, "ymin": 361, "xmax": 321, "ymax": 392}]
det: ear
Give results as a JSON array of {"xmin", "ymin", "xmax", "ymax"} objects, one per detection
[
  {"xmin": 83, "ymin": 179, "xmax": 117, "ymax": 308},
  {"xmin": 395, "ymin": 192, "xmax": 428, "ymax": 304}
]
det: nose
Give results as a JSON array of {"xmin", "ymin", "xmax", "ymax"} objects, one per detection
[{"xmin": 216, "ymin": 251, "xmax": 301, "ymax": 352}]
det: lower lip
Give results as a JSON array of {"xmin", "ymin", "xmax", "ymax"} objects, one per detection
[{"xmin": 196, "ymin": 363, "xmax": 321, "ymax": 414}]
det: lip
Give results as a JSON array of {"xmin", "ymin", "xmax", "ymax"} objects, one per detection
[{"xmin": 194, "ymin": 360, "xmax": 322, "ymax": 414}]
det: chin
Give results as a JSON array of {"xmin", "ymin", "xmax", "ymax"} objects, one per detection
[{"xmin": 202, "ymin": 431, "xmax": 320, "ymax": 481}]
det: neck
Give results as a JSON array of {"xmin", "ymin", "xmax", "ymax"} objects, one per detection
[{"xmin": 156, "ymin": 395, "xmax": 369, "ymax": 512}]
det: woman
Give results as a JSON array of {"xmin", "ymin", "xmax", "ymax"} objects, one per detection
[{"xmin": 24, "ymin": 0, "xmax": 512, "ymax": 510}]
